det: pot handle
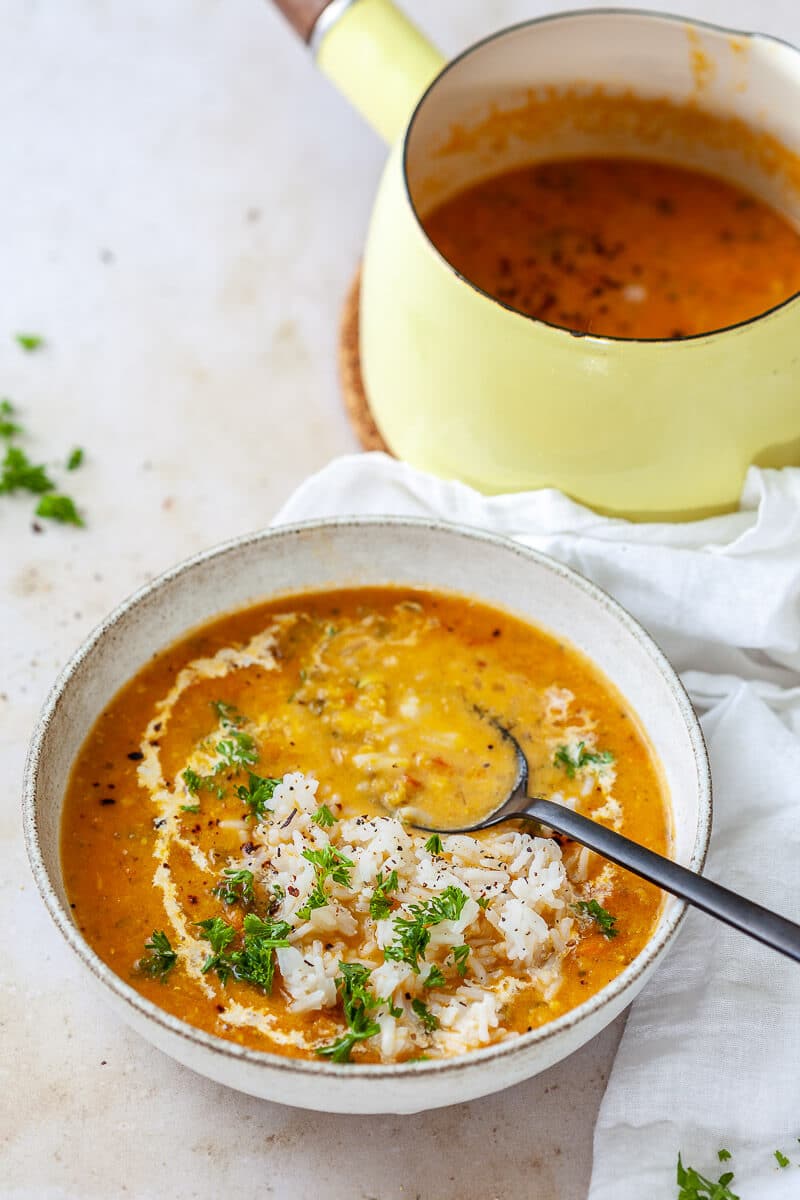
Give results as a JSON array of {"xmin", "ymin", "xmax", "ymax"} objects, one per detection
[{"xmin": 272, "ymin": 0, "xmax": 445, "ymax": 143}]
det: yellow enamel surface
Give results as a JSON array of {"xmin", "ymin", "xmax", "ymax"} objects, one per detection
[
  {"xmin": 360, "ymin": 146, "xmax": 800, "ymax": 520},
  {"xmin": 316, "ymin": 0, "xmax": 444, "ymax": 144}
]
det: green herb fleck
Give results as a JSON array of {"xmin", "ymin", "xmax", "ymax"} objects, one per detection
[
  {"xmin": 717, "ymin": 1150, "xmax": 731, "ymax": 1163},
  {"xmin": 216, "ymin": 730, "xmax": 258, "ymax": 770},
  {"xmin": 312, "ymin": 803, "xmax": 337, "ymax": 829},
  {"xmin": 384, "ymin": 886, "xmax": 469, "ymax": 973},
  {"xmin": 0, "ymin": 399, "xmax": 20, "ymax": 439},
  {"xmin": 775, "ymin": 1150, "xmax": 790, "ymax": 1169},
  {"xmin": 138, "ymin": 930, "xmax": 177, "ymax": 981},
  {"xmin": 0, "ymin": 445, "xmax": 54, "ymax": 494},
  {"xmin": 316, "ymin": 962, "xmax": 382, "ymax": 1063},
  {"xmin": 35, "ymin": 493, "xmax": 83, "ymax": 526},
  {"xmin": 424, "ymin": 834, "xmax": 443, "ymax": 854},
  {"xmin": 212, "ymin": 699, "xmax": 243, "ymax": 727},
  {"xmin": 237, "ymin": 772, "xmax": 280, "ymax": 820},
  {"xmin": 212, "ymin": 867, "xmax": 255, "ymax": 908},
  {"xmin": 476, "ymin": 896, "xmax": 490, "ymax": 910},
  {"xmin": 66, "ymin": 446, "xmax": 84, "ymax": 470},
  {"xmin": 676, "ymin": 1154, "xmax": 739, "ymax": 1200},
  {"xmin": 452, "ymin": 944, "xmax": 470, "ymax": 977},
  {"xmin": 423, "ymin": 965, "xmax": 446, "ymax": 989},
  {"xmin": 369, "ymin": 868, "xmax": 399, "ymax": 920},
  {"xmin": 575, "ymin": 899, "xmax": 618, "ymax": 939},
  {"xmin": 296, "ymin": 846, "xmax": 354, "ymax": 921},
  {"xmin": 15, "ymin": 333, "xmax": 43, "ymax": 352},
  {"xmin": 180, "ymin": 803, "xmax": 200, "ymax": 814},
  {"xmin": 554, "ymin": 742, "xmax": 614, "ymax": 778},
  {"xmin": 411, "ymin": 998, "xmax": 439, "ymax": 1032}
]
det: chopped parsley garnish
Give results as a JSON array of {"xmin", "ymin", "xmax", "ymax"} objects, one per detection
[
  {"xmin": 384, "ymin": 886, "xmax": 469, "ymax": 973},
  {"xmin": 197, "ymin": 916, "xmax": 237, "ymax": 983},
  {"xmin": 227, "ymin": 914, "xmax": 291, "ymax": 993},
  {"xmin": 182, "ymin": 767, "xmax": 224, "ymax": 800},
  {"xmin": 316, "ymin": 962, "xmax": 383, "ymax": 1063},
  {"xmin": 138, "ymin": 930, "xmax": 177, "ymax": 981},
  {"xmin": 775, "ymin": 1150, "xmax": 790, "ymax": 1168},
  {"xmin": 423, "ymin": 965, "xmax": 446, "ymax": 989},
  {"xmin": 717, "ymin": 1150, "xmax": 731, "ymax": 1163},
  {"xmin": 575, "ymin": 899, "xmax": 618, "ymax": 939},
  {"xmin": 0, "ymin": 445, "xmax": 54, "ymax": 494},
  {"xmin": 0, "ymin": 399, "xmax": 20, "ymax": 439},
  {"xmin": 66, "ymin": 446, "xmax": 84, "ymax": 470},
  {"xmin": 212, "ymin": 699, "xmax": 243, "ymax": 727},
  {"xmin": 311, "ymin": 803, "xmax": 337, "ymax": 829},
  {"xmin": 476, "ymin": 896, "xmax": 490, "ymax": 910},
  {"xmin": 676, "ymin": 1154, "xmax": 739, "ymax": 1200},
  {"xmin": 424, "ymin": 834, "xmax": 443, "ymax": 854},
  {"xmin": 452, "ymin": 944, "xmax": 470, "ymax": 977},
  {"xmin": 35, "ymin": 493, "xmax": 83, "ymax": 526},
  {"xmin": 368, "ymin": 868, "xmax": 399, "ymax": 920},
  {"xmin": 216, "ymin": 730, "xmax": 258, "ymax": 770},
  {"xmin": 296, "ymin": 847, "xmax": 354, "ymax": 921},
  {"xmin": 554, "ymin": 742, "xmax": 614, "ymax": 778},
  {"xmin": 411, "ymin": 998, "xmax": 439, "ymax": 1032},
  {"xmin": 212, "ymin": 867, "xmax": 255, "ymax": 907},
  {"xmin": 180, "ymin": 803, "xmax": 200, "ymax": 813},
  {"xmin": 15, "ymin": 332, "xmax": 43, "ymax": 352},
  {"xmin": 237, "ymin": 772, "xmax": 280, "ymax": 820}
]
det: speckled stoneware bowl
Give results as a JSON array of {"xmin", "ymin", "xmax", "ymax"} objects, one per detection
[{"xmin": 23, "ymin": 518, "xmax": 711, "ymax": 1114}]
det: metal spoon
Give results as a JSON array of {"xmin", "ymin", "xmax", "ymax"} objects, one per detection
[{"xmin": 412, "ymin": 723, "xmax": 800, "ymax": 963}]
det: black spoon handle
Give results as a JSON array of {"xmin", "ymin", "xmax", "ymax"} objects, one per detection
[{"xmin": 526, "ymin": 797, "xmax": 800, "ymax": 963}]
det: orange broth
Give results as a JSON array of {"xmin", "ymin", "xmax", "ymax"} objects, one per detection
[
  {"xmin": 422, "ymin": 157, "xmax": 800, "ymax": 338},
  {"xmin": 61, "ymin": 588, "xmax": 669, "ymax": 1060}
]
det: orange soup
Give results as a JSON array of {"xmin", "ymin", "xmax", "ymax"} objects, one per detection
[
  {"xmin": 61, "ymin": 589, "xmax": 669, "ymax": 1062},
  {"xmin": 422, "ymin": 157, "xmax": 800, "ymax": 338}
]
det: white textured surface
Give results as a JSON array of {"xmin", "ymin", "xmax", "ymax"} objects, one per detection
[{"xmin": 3, "ymin": 3, "xmax": 800, "ymax": 1198}]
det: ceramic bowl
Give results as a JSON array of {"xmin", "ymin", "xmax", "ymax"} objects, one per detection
[{"xmin": 23, "ymin": 518, "xmax": 711, "ymax": 1114}]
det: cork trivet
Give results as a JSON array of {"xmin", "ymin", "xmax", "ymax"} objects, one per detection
[{"xmin": 338, "ymin": 268, "xmax": 393, "ymax": 455}]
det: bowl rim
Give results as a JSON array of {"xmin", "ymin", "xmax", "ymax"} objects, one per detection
[{"xmin": 22, "ymin": 515, "xmax": 712, "ymax": 1082}]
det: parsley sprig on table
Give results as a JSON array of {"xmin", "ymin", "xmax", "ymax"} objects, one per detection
[
  {"xmin": 384, "ymin": 886, "xmax": 469, "ymax": 973},
  {"xmin": 575, "ymin": 898, "xmax": 618, "ymax": 939},
  {"xmin": 316, "ymin": 962, "xmax": 383, "ymax": 1063},
  {"xmin": 554, "ymin": 742, "xmax": 614, "ymax": 778},
  {"xmin": 138, "ymin": 930, "xmax": 177, "ymax": 981},
  {"xmin": 676, "ymin": 1154, "xmax": 739, "ymax": 1199}
]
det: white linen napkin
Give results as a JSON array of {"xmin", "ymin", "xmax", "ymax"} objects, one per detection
[{"xmin": 274, "ymin": 453, "xmax": 800, "ymax": 1198}]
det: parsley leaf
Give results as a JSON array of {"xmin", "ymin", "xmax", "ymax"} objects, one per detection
[
  {"xmin": 452, "ymin": 944, "xmax": 470, "ymax": 977},
  {"xmin": 182, "ymin": 767, "xmax": 225, "ymax": 800},
  {"xmin": 66, "ymin": 447, "xmax": 84, "ymax": 470},
  {"xmin": 0, "ymin": 445, "xmax": 54, "ymax": 494},
  {"xmin": 424, "ymin": 834, "xmax": 443, "ymax": 854},
  {"xmin": 180, "ymin": 803, "xmax": 200, "ymax": 813},
  {"xmin": 316, "ymin": 961, "xmax": 382, "ymax": 1063},
  {"xmin": 411, "ymin": 998, "xmax": 439, "ymax": 1032},
  {"xmin": 476, "ymin": 896, "xmax": 490, "ymax": 910},
  {"xmin": 197, "ymin": 916, "xmax": 237, "ymax": 983},
  {"xmin": 15, "ymin": 333, "xmax": 43, "ymax": 352},
  {"xmin": 212, "ymin": 867, "xmax": 255, "ymax": 907},
  {"xmin": 35, "ymin": 493, "xmax": 83, "ymax": 526},
  {"xmin": 424, "ymin": 965, "xmax": 446, "ymax": 989},
  {"xmin": 296, "ymin": 847, "xmax": 354, "ymax": 921},
  {"xmin": 384, "ymin": 886, "xmax": 469, "ymax": 973},
  {"xmin": 676, "ymin": 1154, "xmax": 739, "ymax": 1200},
  {"xmin": 717, "ymin": 1150, "xmax": 731, "ymax": 1163},
  {"xmin": 575, "ymin": 899, "xmax": 618, "ymax": 939},
  {"xmin": 311, "ymin": 803, "xmax": 337, "ymax": 829},
  {"xmin": 369, "ymin": 868, "xmax": 399, "ymax": 920},
  {"xmin": 0, "ymin": 399, "xmax": 20, "ymax": 439},
  {"xmin": 237, "ymin": 772, "xmax": 280, "ymax": 820},
  {"xmin": 138, "ymin": 930, "xmax": 177, "ymax": 981},
  {"xmin": 554, "ymin": 742, "xmax": 614, "ymax": 778},
  {"xmin": 227, "ymin": 914, "xmax": 291, "ymax": 994},
  {"xmin": 216, "ymin": 730, "xmax": 258, "ymax": 770},
  {"xmin": 212, "ymin": 699, "xmax": 243, "ymax": 727},
  {"xmin": 775, "ymin": 1150, "xmax": 790, "ymax": 1168}
]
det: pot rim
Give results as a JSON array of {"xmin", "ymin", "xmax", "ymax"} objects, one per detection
[
  {"xmin": 22, "ymin": 515, "xmax": 712, "ymax": 1083},
  {"xmin": 401, "ymin": 6, "xmax": 800, "ymax": 346}
]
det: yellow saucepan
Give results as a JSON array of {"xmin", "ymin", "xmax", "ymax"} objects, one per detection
[{"xmin": 273, "ymin": 1, "xmax": 800, "ymax": 519}]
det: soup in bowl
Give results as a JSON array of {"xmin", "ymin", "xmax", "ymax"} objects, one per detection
[{"xmin": 24, "ymin": 520, "xmax": 710, "ymax": 1112}]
